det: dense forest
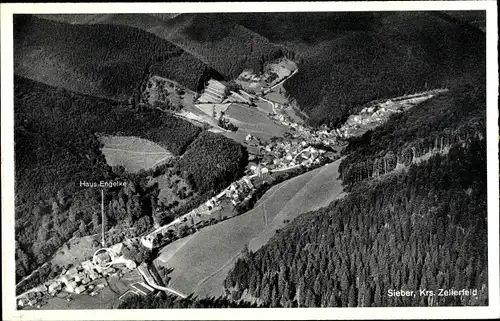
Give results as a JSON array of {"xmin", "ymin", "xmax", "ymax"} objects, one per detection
[
  {"xmin": 29, "ymin": 12, "xmax": 485, "ymax": 128},
  {"xmin": 13, "ymin": 13, "xmax": 489, "ymax": 308},
  {"xmin": 14, "ymin": 15, "xmax": 210, "ymax": 100},
  {"xmin": 14, "ymin": 76, "xmax": 248, "ymax": 284},
  {"xmin": 14, "ymin": 75, "xmax": 198, "ymax": 282},
  {"xmin": 159, "ymin": 11, "xmax": 485, "ymax": 127},
  {"xmin": 178, "ymin": 132, "xmax": 249, "ymax": 196},
  {"xmin": 281, "ymin": 12, "xmax": 486, "ymax": 127},
  {"xmin": 149, "ymin": 52, "xmax": 211, "ymax": 92},
  {"xmin": 224, "ymin": 138, "xmax": 487, "ymax": 307},
  {"xmin": 176, "ymin": 17, "xmax": 295, "ymax": 80}
]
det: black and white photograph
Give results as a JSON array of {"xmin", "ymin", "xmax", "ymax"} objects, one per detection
[{"xmin": 1, "ymin": 1, "xmax": 499, "ymax": 320}]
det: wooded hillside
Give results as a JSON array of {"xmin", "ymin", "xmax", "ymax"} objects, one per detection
[
  {"xmin": 339, "ymin": 81, "xmax": 485, "ymax": 188},
  {"xmin": 178, "ymin": 132, "xmax": 249, "ymax": 196},
  {"xmin": 223, "ymin": 73, "xmax": 487, "ymax": 306},
  {"xmin": 281, "ymin": 12, "xmax": 486, "ymax": 127},
  {"xmin": 14, "ymin": 15, "xmax": 210, "ymax": 100},
  {"xmin": 224, "ymin": 139, "xmax": 487, "ymax": 307},
  {"xmin": 14, "ymin": 75, "xmax": 250, "ymax": 284}
]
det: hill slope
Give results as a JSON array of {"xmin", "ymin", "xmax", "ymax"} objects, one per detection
[
  {"xmin": 225, "ymin": 140, "xmax": 487, "ymax": 307},
  {"xmin": 156, "ymin": 159, "xmax": 343, "ymax": 298},
  {"xmin": 171, "ymin": 12, "xmax": 485, "ymax": 127},
  {"xmin": 14, "ymin": 15, "xmax": 211, "ymax": 99},
  {"xmin": 15, "ymin": 76, "xmax": 248, "ymax": 285}
]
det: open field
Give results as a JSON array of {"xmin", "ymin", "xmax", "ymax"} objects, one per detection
[
  {"xmin": 99, "ymin": 135, "xmax": 173, "ymax": 173},
  {"xmin": 284, "ymin": 106, "xmax": 305, "ymax": 125},
  {"xmin": 224, "ymin": 103, "xmax": 288, "ymax": 142},
  {"xmin": 264, "ymin": 84, "xmax": 290, "ymax": 105},
  {"xmin": 195, "ymin": 103, "xmax": 231, "ymax": 118},
  {"xmin": 255, "ymin": 100, "xmax": 274, "ymax": 115},
  {"xmin": 212, "ymin": 130, "xmax": 262, "ymax": 155},
  {"xmin": 156, "ymin": 159, "xmax": 343, "ymax": 298}
]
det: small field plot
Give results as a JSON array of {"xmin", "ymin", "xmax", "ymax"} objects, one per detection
[
  {"xmin": 264, "ymin": 84, "xmax": 290, "ymax": 105},
  {"xmin": 284, "ymin": 106, "xmax": 305, "ymax": 125},
  {"xmin": 195, "ymin": 103, "xmax": 231, "ymax": 118},
  {"xmin": 255, "ymin": 100, "xmax": 274, "ymax": 115},
  {"xmin": 235, "ymin": 59, "xmax": 297, "ymax": 93},
  {"xmin": 225, "ymin": 103, "xmax": 288, "ymax": 143},
  {"xmin": 214, "ymin": 130, "xmax": 262, "ymax": 155},
  {"xmin": 264, "ymin": 58, "xmax": 297, "ymax": 86},
  {"xmin": 99, "ymin": 135, "xmax": 173, "ymax": 173},
  {"xmin": 156, "ymin": 159, "xmax": 343, "ymax": 299}
]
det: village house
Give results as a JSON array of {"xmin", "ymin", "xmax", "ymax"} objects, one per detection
[
  {"xmin": 48, "ymin": 281, "xmax": 62, "ymax": 295},
  {"xmin": 141, "ymin": 235, "xmax": 155, "ymax": 249},
  {"xmin": 75, "ymin": 285, "xmax": 86, "ymax": 295}
]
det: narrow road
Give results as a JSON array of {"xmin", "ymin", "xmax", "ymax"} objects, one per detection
[
  {"xmin": 137, "ymin": 264, "xmax": 187, "ymax": 299},
  {"xmin": 262, "ymin": 68, "xmax": 299, "ymax": 95}
]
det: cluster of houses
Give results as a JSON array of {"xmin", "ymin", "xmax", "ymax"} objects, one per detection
[
  {"xmin": 222, "ymin": 177, "xmax": 255, "ymax": 206},
  {"xmin": 262, "ymin": 142, "xmax": 325, "ymax": 171},
  {"xmin": 17, "ymin": 244, "xmax": 137, "ymax": 309},
  {"xmin": 338, "ymin": 102, "xmax": 401, "ymax": 138},
  {"xmin": 269, "ymin": 113, "xmax": 340, "ymax": 146},
  {"xmin": 337, "ymin": 90, "xmax": 448, "ymax": 139},
  {"xmin": 245, "ymin": 132, "xmax": 333, "ymax": 174}
]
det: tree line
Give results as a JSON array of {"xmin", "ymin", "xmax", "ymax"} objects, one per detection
[
  {"xmin": 119, "ymin": 292, "xmax": 260, "ymax": 309},
  {"xmin": 180, "ymin": 15, "xmax": 296, "ymax": 80},
  {"xmin": 177, "ymin": 131, "xmax": 249, "ymax": 197}
]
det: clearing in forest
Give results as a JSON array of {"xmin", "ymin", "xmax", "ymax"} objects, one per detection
[{"xmin": 99, "ymin": 135, "xmax": 173, "ymax": 173}]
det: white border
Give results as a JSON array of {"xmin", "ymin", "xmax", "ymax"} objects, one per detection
[{"xmin": 1, "ymin": 2, "xmax": 498, "ymax": 320}]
